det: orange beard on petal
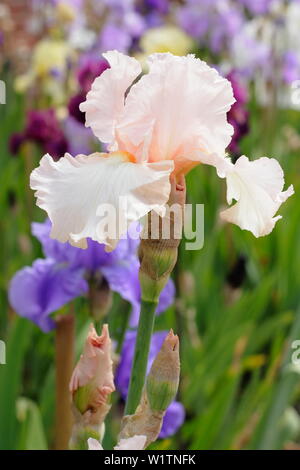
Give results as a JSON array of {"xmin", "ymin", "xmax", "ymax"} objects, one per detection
[{"xmin": 100, "ymin": 150, "xmax": 137, "ymax": 164}]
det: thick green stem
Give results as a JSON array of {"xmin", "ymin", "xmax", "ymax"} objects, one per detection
[{"xmin": 125, "ymin": 300, "xmax": 158, "ymax": 415}]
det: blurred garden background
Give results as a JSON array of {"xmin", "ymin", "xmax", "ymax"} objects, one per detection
[{"xmin": 1, "ymin": 0, "xmax": 300, "ymax": 450}]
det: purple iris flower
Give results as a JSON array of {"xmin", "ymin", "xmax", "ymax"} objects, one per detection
[
  {"xmin": 227, "ymin": 71, "xmax": 249, "ymax": 155},
  {"xmin": 77, "ymin": 58, "xmax": 110, "ymax": 93},
  {"xmin": 100, "ymin": 24, "xmax": 132, "ymax": 53},
  {"xmin": 116, "ymin": 330, "xmax": 185, "ymax": 438},
  {"xmin": 282, "ymin": 51, "xmax": 300, "ymax": 84},
  {"xmin": 63, "ymin": 116, "xmax": 97, "ymax": 155},
  {"xmin": 177, "ymin": 0, "xmax": 245, "ymax": 54},
  {"xmin": 67, "ymin": 58, "xmax": 109, "ymax": 126},
  {"xmin": 9, "ymin": 109, "xmax": 68, "ymax": 160},
  {"xmin": 9, "ymin": 259, "xmax": 87, "ymax": 332},
  {"xmin": 9, "ymin": 219, "xmax": 175, "ymax": 332},
  {"xmin": 101, "ymin": 256, "xmax": 175, "ymax": 327},
  {"xmin": 68, "ymin": 93, "xmax": 86, "ymax": 124},
  {"xmin": 160, "ymin": 401, "xmax": 185, "ymax": 439},
  {"xmin": 239, "ymin": 0, "xmax": 274, "ymax": 15}
]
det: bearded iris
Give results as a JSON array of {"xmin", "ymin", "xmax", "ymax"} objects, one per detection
[
  {"xmin": 27, "ymin": 51, "xmax": 294, "ymax": 445},
  {"xmin": 30, "ymin": 51, "xmax": 293, "ymax": 249}
]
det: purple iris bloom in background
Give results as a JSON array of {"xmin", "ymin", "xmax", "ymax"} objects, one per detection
[
  {"xmin": 116, "ymin": 330, "xmax": 185, "ymax": 439},
  {"xmin": 101, "ymin": 255, "xmax": 175, "ymax": 327},
  {"xmin": 177, "ymin": 0, "xmax": 244, "ymax": 53},
  {"xmin": 9, "ymin": 109, "xmax": 68, "ymax": 160},
  {"xmin": 63, "ymin": 116, "xmax": 97, "ymax": 155},
  {"xmin": 239, "ymin": 0, "xmax": 274, "ymax": 15},
  {"xmin": 97, "ymin": 0, "xmax": 147, "ymax": 52},
  {"xmin": 9, "ymin": 259, "xmax": 87, "ymax": 332},
  {"xmin": 282, "ymin": 51, "xmax": 300, "ymax": 84},
  {"xmin": 77, "ymin": 58, "xmax": 110, "ymax": 93},
  {"xmin": 9, "ymin": 219, "xmax": 175, "ymax": 332},
  {"xmin": 68, "ymin": 57, "xmax": 110, "ymax": 126},
  {"xmin": 226, "ymin": 71, "xmax": 249, "ymax": 155},
  {"xmin": 68, "ymin": 93, "xmax": 86, "ymax": 124}
]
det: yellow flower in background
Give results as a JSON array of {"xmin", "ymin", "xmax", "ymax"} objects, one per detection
[
  {"xmin": 56, "ymin": 1, "xmax": 77, "ymax": 23},
  {"xmin": 32, "ymin": 39, "xmax": 72, "ymax": 77},
  {"xmin": 140, "ymin": 25, "xmax": 194, "ymax": 56},
  {"xmin": 14, "ymin": 38, "xmax": 75, "ymax": 104}
]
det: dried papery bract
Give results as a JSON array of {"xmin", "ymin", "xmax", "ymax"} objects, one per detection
[
  {"xmin": 69, "ymin": 323, "xmax": 115, "ymax": 450},
  {"xmin": 120, "ymin": 330, "xmax": 180, "ymax": 448}
]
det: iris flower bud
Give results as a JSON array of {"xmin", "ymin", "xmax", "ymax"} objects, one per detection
[
  {"xmin": 119, "ymin": 330, "xmax": 180, "ymax": 448},
  {"xmin": 139, "ymin": 176, "xmax": 186, "ymax": 302},
  {"xmin": 146, "ymin": 329, "xmax": 180, "ymax": 412},
  {"xmin": 69, "ymin": 324, "xmax": 115, "ymax": 449}
]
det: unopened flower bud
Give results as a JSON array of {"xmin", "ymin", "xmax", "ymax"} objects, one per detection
[
  {"xmin": 119, "ymin": 330, "xmax": 180, "ymax": 448},
  {"xmin": 139, "ymin": 176, "xmax": 186, "ymax": 302},
  {"xmin": 70, "ymin": 323, "xmax": 115, "ymax": 415},
  {"xmin": 69, "ymin": 324, "xmax": 115, "ymax": 449},
  {"xmin": 146, "ymin": 329, "xmax": 180, "ymax": 412}
]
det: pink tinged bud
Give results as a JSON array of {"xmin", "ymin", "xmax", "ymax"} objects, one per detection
[
  {"xmin": 70, "ymin": 324, "xmax": 115, "ymax": 415},
  {"xmin": 146, "ymin": 330, "xmax": 180, "ymax": 412}
]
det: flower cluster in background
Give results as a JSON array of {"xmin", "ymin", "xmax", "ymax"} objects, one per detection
[{"xmin": 5, "ymin": 0, "xmax": 300, "ymax": 165}]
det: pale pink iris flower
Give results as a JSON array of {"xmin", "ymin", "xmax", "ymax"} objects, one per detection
[{"xmin": 30, "ymin": 51, "xmax": 294, "ymax": 250}]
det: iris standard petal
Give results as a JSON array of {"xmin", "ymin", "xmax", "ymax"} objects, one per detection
[
  {"xmin": 80, "ymin": 50, "xmax": 141, "ymax": 144},
  {"xmin": 117, "ymin": 52, "xmax": 235, "ymax": 170}
]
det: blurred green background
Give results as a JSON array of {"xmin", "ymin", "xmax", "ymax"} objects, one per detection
[{"xmin": 0, "ymin": 0, "xmax": 300, "ymax": 450}]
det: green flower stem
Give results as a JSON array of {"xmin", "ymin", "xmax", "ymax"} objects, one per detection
[{"xmin": 125, "ymin": 299, "xmax": 158, "ymax": 415}]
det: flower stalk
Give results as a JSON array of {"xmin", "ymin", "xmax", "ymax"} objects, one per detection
[
  {"xmin": 125, "ymin": 177, "xmax": 185, "ymax": 417},
  {"xmin": 55, "ymin": 313, "xmax": 75, "ymax": 450},
  {"xmin": 125, "ymin": 299, "xmax": 158, "ymax": 415}
]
